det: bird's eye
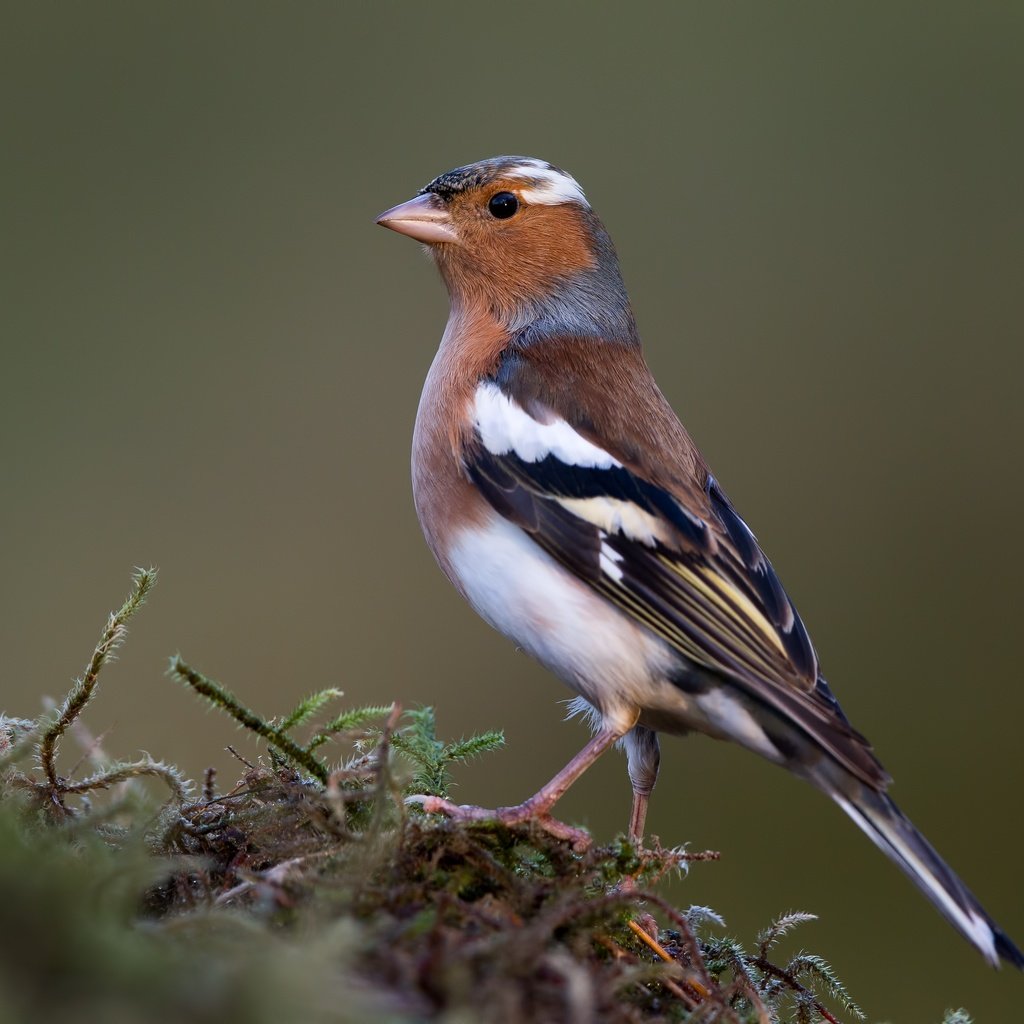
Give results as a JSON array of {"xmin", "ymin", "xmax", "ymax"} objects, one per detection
[{"xmin": 487, "ymin": 192, "xmax": 519, "ymax": 219}]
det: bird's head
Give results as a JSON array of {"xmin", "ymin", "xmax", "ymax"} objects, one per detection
[{"xmin": 377, "ymin": 156, "xmax": 635, "ymax": 342}]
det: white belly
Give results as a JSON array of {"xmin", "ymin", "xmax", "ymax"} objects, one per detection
[{"xmin": 447, "ymin": 513, "xmax": 678, "ymax": 730}]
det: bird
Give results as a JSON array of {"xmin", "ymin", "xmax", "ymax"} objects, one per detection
[{"xmin": 375, "ymin": 155, "xmax": 1022, "ymax": 968}]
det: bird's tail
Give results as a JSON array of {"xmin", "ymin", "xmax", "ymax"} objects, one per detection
[{"xmin": 825, "ymin": 777, "xmax": 1023, "ymax": 968}]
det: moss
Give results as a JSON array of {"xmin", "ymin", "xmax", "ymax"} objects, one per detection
[{"xmin": 1, "ymin": 569, "xmax": 968, "ymax": 1024}]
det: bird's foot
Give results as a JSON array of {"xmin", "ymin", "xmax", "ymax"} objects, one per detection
[{"xmin": 406, "ymin": 794, "xmax": 593, "ymax": 851}]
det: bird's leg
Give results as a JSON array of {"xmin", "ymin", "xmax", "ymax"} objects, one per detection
[
  {"xmin": 408, "ymin": 724, "xmax": 627, "ymax": 849},
  {"xmin": 624, "ymin": 726, "xmax": 660, "ymax": 844},
  {"xmin": 628, "ymin": 792, "xmax": 651, "ymax": 844}
]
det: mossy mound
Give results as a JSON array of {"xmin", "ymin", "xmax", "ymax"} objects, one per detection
[{"xmin": 1, "ymin": 569, "xmax": 966, "ymax": 1024}]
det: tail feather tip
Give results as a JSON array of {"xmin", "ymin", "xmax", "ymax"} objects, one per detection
[{"xmin": 994, "ymin": 927, "xmax": 1024, "ymax": 970}]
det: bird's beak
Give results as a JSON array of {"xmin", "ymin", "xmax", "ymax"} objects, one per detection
[{"xmin": 375, "ymin": 193, "xmax": 458, "ymax": 245}]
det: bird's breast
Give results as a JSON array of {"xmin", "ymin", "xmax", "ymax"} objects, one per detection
[{"xmin": 411, "ymin": 329, "xmax": 494, "ymax": 581}]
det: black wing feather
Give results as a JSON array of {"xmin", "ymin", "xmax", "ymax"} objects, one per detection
[{"xmin": 466, "ymin": 440, "xmax": 886, "ymax": 788}]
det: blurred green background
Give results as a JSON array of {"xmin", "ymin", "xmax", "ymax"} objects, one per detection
[{"xmin": 3, "ymin": 3, "xmax": 1022, "ymax": 1018}]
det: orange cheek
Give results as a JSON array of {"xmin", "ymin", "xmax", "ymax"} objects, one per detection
[
  {"xmin": 482, "ymin": 207, "xmax": 598, "ymax": 305},
  {"xmin": 440, "ymin": 203, "xmax": 598, "ymax": 313},
  {"xmin": 519, "ymin": 206, "xmax": 597, "ymax": 277}
]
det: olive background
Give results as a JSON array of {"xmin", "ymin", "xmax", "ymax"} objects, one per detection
[{"xmin": 3, "ymin": 4, "xmax": 1022, "ymax": 1018}]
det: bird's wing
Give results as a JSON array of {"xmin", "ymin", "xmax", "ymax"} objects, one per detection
[{"xmin": 466, "ymin": 345, "xmax": 888, "ymax": 788}]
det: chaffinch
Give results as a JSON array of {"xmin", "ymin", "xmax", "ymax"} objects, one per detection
[{"xmin": 376, "ymin": 155, "xmax": 1021, "ymax": 968}]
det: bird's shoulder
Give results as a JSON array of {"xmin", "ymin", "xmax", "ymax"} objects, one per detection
[{"xmin": 490, "ymin": 335, "xmax": 711, "ymax": 503}]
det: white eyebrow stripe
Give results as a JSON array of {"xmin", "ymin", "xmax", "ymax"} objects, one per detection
[
  {"xmin": 473, "ymin": 382, "xmax": 618, "ymax": 468},
  {"xmin": 505, "ymin": 162, "xmax": 589, "ymax": 207}
]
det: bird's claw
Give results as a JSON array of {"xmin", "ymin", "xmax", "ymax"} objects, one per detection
[{"xmin": 405, "ymin": 794, "xmax": 592, "ymax": 851}]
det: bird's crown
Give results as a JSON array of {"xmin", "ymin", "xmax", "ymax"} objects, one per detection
[{"xmin": 420, "ymin": 156, "xmax": 589, "ymax": 209}]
